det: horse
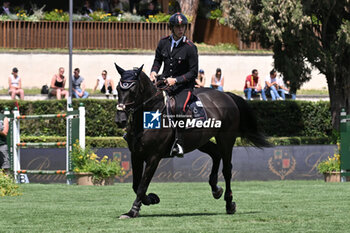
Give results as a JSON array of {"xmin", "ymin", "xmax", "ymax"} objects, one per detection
[{"xmin": 114, "ymin": 63, "xmax": 271, "ymax": 219}]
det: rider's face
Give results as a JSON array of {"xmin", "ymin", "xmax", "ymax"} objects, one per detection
[{"xmin": 173, "ymin": 25, "xmax": 186, "ymax": 40}]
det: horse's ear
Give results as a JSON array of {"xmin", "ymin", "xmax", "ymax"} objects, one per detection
[
  {"xmin": 136, "ymin": 64, "xmax": 144, "ymax": 77},
  {"xmin": 114, "ymin": 63, "xmax": 125, "ymax": 75}
]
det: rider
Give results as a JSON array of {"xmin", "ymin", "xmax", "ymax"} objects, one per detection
[{"xmin": 150, "ymin": 12, "xmax": 198, "ymax": 157}]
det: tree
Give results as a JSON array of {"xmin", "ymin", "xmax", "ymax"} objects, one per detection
[
  {"xmin": 178, "ymin": 0, "xmax": 200, "ymax": 33},
  {"xmin": 223, "ymin": 0, "xmax": 350, "ymax": 129}
]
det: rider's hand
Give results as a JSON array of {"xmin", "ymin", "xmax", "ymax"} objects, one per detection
[
  {"xmin": 166, "ymin": 77, "xmax": 177, "ymax": 86},
  {"xmin": 150, "ymin": 71, "xmax": 157, "ymax": 82}
]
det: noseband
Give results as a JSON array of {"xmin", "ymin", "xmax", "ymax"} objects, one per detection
[{"xmin": 117, "ymin": 78, "xmax": 169, "ymax": 113}]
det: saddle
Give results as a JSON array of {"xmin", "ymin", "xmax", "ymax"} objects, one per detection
[{"xmin": 165, "ymin": 91, "xmax": 207, "ymax": 128}]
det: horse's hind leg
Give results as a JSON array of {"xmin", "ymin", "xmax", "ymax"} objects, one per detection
[
  {"xmin": 198, "ymin": 141, "xmax": 223, "ymax": 199},
  {"xmin": 216, "ymin": 136, "xmax": 236, "ymax": 214}
]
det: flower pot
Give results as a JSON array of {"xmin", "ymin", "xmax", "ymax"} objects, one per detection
[
  {"xmin": 323, "ymin": 172, "xmax": 341, "ymax": 182},
  {"xmin": 75, "ymin": 173, "xmax": 115, "ymax": 186},
  {"xmin": 75, "ymin": 172, "xmax": 94, "ymax": 185}
]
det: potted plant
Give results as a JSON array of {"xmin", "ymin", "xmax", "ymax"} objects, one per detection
[
  {"xmin": 317, "ymin": 144, "xmax": 341, "ymax": 182},
  {"xmin": 71, "ymin": 142, "xmax": 124, "ymax": 185}
]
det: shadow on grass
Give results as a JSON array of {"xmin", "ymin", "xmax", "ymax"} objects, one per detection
[{"xmin": 138, "ymin": 211, "xmax": 261, "ymax": 218}]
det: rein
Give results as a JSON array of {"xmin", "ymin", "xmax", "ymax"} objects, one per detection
[{"xmin": 117, "ymin": 79, "xmax": 170, "ymax": 113}]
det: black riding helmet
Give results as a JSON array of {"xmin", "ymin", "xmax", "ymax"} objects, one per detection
[{"xmin": 169, "ymin": 12, "xmax": 188, "ymax": 31}]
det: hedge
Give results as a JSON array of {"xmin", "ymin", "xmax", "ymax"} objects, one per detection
[
  {"xmin": 20, "ymin": 136, "xmax": 333, "ymax": 148},
  {"xmin": 0, "ymin": 99, "xmax": 334, "ymax": 139}
]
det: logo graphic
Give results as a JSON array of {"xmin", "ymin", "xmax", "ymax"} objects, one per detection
[
  {"xmin": 177, "ymin": 15, "xmax": 183, "ymax": 24},
  {"xmin": 268, "ymin": 149, "xmax": 296, "ymax": 180},
  {"xmin": 143, "ymin": 110, "xmax": 161, "ymax": 129},
  {"xmin": 114, "ymin": 152, "xmax": 132, "ymax": 183}
]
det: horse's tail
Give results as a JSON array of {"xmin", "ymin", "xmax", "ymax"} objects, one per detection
[{"xmin": 225, "ymin": 92, "xmax": 272, "ymax": 148}]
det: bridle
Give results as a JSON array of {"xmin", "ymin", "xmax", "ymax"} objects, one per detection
[{"xmin": 116, "ymin": 78, "xmax": 170, "ymax": 113}]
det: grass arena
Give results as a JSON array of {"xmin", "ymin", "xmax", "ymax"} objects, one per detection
[{"xmin": 1, "ymin": 181, "xmax": 350, "ymax": 232}]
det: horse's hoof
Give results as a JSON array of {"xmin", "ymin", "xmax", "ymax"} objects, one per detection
[
  {"xmin": 148, "ymin": 193, "xmax": 160, "ymax": 204},
  {"xmin": 142, "ymin": 193, "xmax": 160, "ymax": 205},
  {"xmin": 119, "ymin": 210, "xmax": 139, "ymax": 219},
  {"xmin": 212, "ymin": 186, "xmax": 223, "ymax": 199},
  {"xmin": 226, "ymin": 202, "xmax": 236, "ymax": 214},
  {"xmin": 119, "ymin": 214, "xmax": 131, "ymax": 219}
]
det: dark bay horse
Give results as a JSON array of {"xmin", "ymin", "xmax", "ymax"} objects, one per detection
[{"xmin": 114, "ymin": 64, "xmax": 270, "ymax": 219}]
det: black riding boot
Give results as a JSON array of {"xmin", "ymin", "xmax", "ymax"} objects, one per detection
[{"xmin": 170, "ymin": 128, "xmax": 184, "ymax": 157}]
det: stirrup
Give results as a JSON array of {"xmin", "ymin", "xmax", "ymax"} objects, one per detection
[{"xmin": 170, "ymin": 143, "xmax": 184, "ymax": 157}]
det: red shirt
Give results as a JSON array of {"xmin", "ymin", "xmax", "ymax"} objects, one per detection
[{"xmin": 244, "ymin": 75, "xmax": 259, "ymax": 90}]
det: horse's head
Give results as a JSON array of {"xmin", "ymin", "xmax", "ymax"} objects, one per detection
[{"xmin": 114, "ymin": 63, "xmax": 144, "ymax": 128}]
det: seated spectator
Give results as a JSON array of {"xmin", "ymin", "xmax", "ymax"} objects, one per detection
[
  {"xmin": 94, "ymin": 0, "xmax": 110, "ymax": 12},
  {"xmin": 8, "ymin": 67, "xmax": 24, "ymax": 100},
  {"xmin": 210, "ymin": 68, "xmax": 224, "ymax": 91},
  {"xmin": 265, "ymin": 69, "xmax": 283, "ymax": 100},
  {"xmin": 0, "ymin": 1, "xmax": 12, "ymax": 15},
  {"xmin": 195, "ymin": 69, "xmax": 206, "ymax": 88},
  {"xmin": 244, "ymin": 69, "xmax": 267, "ymax": 101},
  {"xmin": 81, "ymin": 0, "xmax": 94, "ymax": 16},
  {"xmin": 277, "ymin": 75, "xmax": 296, "ymax": 100},
  {"xmin": 72, "ymin": 68, "xmax": 89, "ymax": 99},
  {"xmin": 110, "ymin": 0, "xmax": 124, "ymax": 15},
  {"xmin": 50, "ymin": 67, "xmax": 69, "ymax": 99},
  {"xmin": 93, "ymin": 70, "xmax": 117, "ymax": 98},
  {"xmin": 143, "ymin": 1, "xmax": 159, "ymax": 18}
]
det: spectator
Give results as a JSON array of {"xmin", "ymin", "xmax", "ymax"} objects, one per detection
[
  {"xmin": 72, "ymin": 68, "xmax": 89, "ymax": 99},
  {"xmin": 81, "ymin": 0, "xmax": 94, "ymax": 16},
  {"xmin": 94, "ymin": 0, "xmax": 110, "ymax": 12},
  {"xmin": 195, "ymin": 69, "xmax": 206, "ymax": 88},
  {"xmin": 265, "ymin": 69, "xmax": 283, "ymax": 100},
  {"xmin": 50, "ymin": 67, "xmax": 69, "ymax": 99},
  {"xmin": 93, "ymin": 70, "xmax": 117, "ymax": 98},
  {"xmin": 277, "ymin": 74, "xmax": 296, "ymax": 100},
  {"xmin": 143, "ymin": 1, "xmax": 159, "ymax": 18},
  {"xmin": 110, "ymin": 0, "xmax": 124, "ymax": 15},
  {"xmin": 0, "ymin": 1, "xmax": 11, "ymax": 15},
  {"xmin": 129, "ymin": 0, "xmax": 141, "ymax": 14},
  {"xmin": 244, "ymin": 69, "xmax": 267, "ymax": 101},
  {"xmin": 210, "ymin": 68, "xmax": 224, "ymax": 91},
  {"xmin": 0, "ymin": 111, "xmax": 9, "ymax": 174},
  {"xmin": 8, "ymin": 67, "xmax": 24, "ymax": 100}
]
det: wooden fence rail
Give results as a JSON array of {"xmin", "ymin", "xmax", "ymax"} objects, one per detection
[{"xmin": 0, "ymin": 21, "xmax": 193, "ymax": 50}]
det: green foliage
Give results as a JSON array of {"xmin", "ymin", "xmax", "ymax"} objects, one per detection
[
  {"xmin": 223, "ymin": 0, "xmax": 350, "ymax": 129},
  {"xmin": 71, "ymin": 143, "xmax": 124, "ymax": 181},
  {"xmin": 0, "ymin": 170, "xmax": 22, "ymax": 196},
  {"xmin": 209, "ymin": 9, "xmax": 222, "ymax": 19},
  {"xmin": 0, "ymin": 99, "xmax": 334, "ymax": 139},
  {"xmin": 21, "ymin": 136, "xmax": 128, "ymax": 148},
  {"xmin": 0, "ymin": 99, "xmax": 124, "ymax": 137},
  {"xmin": 248, "ymin": 100, "xmax": 333, "ymax": 138},
  {"xmin": 147, "ymin": 13, "xmax": 171, "ymax": 23},
  {"xmin": 317, "ymin": 145, "xmax": 341, "ymax": 173},
  {"xmin": 88, "ymin": 11, "xmax": 113, "ymax": 22},
  {"xmin": 43, "ymin": 9, "xmax": 69, "ymax": 21}
]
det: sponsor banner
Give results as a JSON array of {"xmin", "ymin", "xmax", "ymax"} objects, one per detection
[{"xmin": 20, "ymin": 145, "xmax": 335, "ymax": 183}]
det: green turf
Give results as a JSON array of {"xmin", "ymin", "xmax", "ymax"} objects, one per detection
[{"xmin": 1, "ymin": 181, "xmax": 349, "ymax": 233}]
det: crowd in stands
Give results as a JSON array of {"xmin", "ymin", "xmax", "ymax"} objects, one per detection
[{"xmin": 5, "ymin": 66, "xmax": 296, "ymax": 100}]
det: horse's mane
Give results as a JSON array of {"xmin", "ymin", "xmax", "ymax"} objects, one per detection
[{"xmin": 139, "ymin": 71, "xmax": 157, "ymax": 95}]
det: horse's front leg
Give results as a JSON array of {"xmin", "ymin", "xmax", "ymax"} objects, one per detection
[{"xmin": 120, "ymin": 154, "xmax": 161, "ymax": 219}]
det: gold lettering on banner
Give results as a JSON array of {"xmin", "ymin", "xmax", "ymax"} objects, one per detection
[
  {"xmin": 26, "ymin": 157, "xmax": 65, "ymax": 182},
  {"xmin": 301, "ymin": 151, "xmax": 330, "ymax": 177},
  {"xmin": 192, "ymin": 155, "xmax": 213, "ymax": 178},
  {"xmin": 268, "ymin": 149, "xmax": 296, "ymax": 180}
]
